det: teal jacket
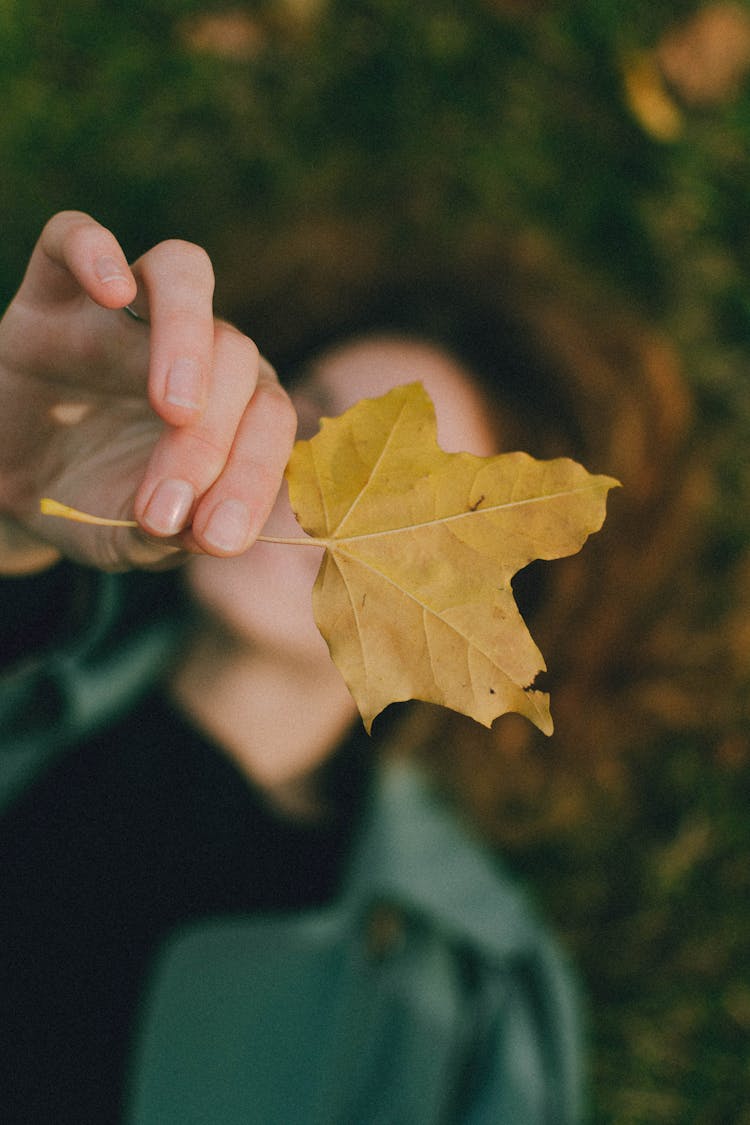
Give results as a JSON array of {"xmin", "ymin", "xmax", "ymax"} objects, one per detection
[
  {"xmin": 129, "ymin": 762, "xmax": 583, "ymax": 1124},
  {"xmin": 2, "ymin": 569, "xmax": 583, "ymax": 1124}
]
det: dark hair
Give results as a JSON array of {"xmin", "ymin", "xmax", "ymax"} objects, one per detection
[
  {"xmin": 232, "ymin": 224, "xmax": 737, "ymax": 846},
  {"xmin": 396, "ymin": 235, "xmax": 725, "ymax": 847}
]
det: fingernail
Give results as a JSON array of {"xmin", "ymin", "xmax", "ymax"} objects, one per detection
[
  {"xmin": 203, "ymin": 499, "xmax": 251, "ymax": 553},
  {"xmin": 94, "ymin": 255, "xmax": 129, "ymax": 284},
  {"xmin": 166, "ymin": 358, "xmax": 202, "ymax": 410},
  {"xmin": 143, "ymin": 479, "xmax": 195, "ymax": 535}
]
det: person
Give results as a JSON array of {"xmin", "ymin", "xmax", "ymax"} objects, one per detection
[{"xmin": 0, "ymin": 212, "xmax": 582, "ymax": 1123}]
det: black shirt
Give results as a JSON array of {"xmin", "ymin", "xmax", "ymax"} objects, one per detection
[{"xmin": 0, "ymin": 688, "xmax": 368, "ymax": 1123}]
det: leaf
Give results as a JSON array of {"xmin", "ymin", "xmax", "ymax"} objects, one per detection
[
  {"xmin": 41, "ymin": 381, "xmax": 619, "ymax": 735},
  {"xmin": 286, "ymin": 382, "xmax": 619, "ymax": 734}
]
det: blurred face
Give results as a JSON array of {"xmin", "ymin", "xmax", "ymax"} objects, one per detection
[{"xmin": 186, "ymin": 336, "xmax": 496, "ymax": 664}]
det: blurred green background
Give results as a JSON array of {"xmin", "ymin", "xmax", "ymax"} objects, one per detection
[{"xmin": 3, "ymin": 1, "xmax": 750, "ymax": 1120}]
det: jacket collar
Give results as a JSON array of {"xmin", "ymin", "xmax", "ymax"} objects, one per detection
[{"xmin": 341, "ymin": 759, "xmax": 543, "ymax": 961}]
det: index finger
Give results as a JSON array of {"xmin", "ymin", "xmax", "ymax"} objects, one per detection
[{"xmin": 131, "ymin": 238, "xmax": 216, "ymax": 427}]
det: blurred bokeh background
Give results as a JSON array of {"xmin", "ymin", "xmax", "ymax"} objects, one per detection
[{"xmin": 3, "ymin": 2, "xmax": 750, "ymax": 1120}]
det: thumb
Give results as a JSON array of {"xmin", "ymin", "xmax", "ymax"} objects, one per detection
[{"xmin": 21, "ymin": 211, "xmax": 136, "ymax": 311}]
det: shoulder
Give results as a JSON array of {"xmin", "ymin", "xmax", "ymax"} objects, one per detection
[{"xmin": 0, "ymin": 566, "xmax": 186, "ymax": 807}]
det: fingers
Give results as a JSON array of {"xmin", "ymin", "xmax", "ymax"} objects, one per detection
[
  {"xmin": 131, "ymin": 239, "xmax": 216, "ymax": 427},
  {"xmin": 134, "ymin": 324, "xmax": 298, "ymax": 556},
  {"xmin": 25, "ymin": 213, "xmax": 217, "ymax": 428},
  {"xmin": 27, "ymin": 210, "xmax": 136, "ymax": 310},
  {"xmin": 189, "ymin": 363, "xmax": 297, "ymax": 556},
  {"xmin": 18, "ymin": 212, "xmax": 296, "ymax": 561}
]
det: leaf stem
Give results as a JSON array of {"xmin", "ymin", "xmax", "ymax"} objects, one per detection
[
  {"xmin": 39, "ymin": 498, "xmax": 138, "ymax": 527},
  {"xmin": 40, "ymin": 499, "xmax": 326, "ymax": 547},
  {"xmin": 256, "ymin": 534, "xmax": 328, "ymax": 547}
]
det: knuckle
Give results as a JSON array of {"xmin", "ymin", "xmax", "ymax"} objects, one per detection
[
  {"xmin": 186, "ymin": 427, "xmax": 230, "ymax": 473},
  {"xmin": 214, "ymin": 324, "xmax": 263, "ymax": 394},
  {"xmin": 258, "ymin": 353, "xmax": 280, "ymax": 386},
  {"xmin": 48, "ymin": 211, "xmax": 113, "ymax": 259},
  {"xmin": 215, "ymin": 320, "xmax": 260, "ymax": 366},
  {"xmin": 153, "ymin": 239, "xmax": 215, "ymax": 287},
  {"xmin": 275, "ymin": 391, "xmax": 299, "ymax": 444},
  {"xmin": 169, "ymin": 426, "xmax": 229, "ymax": 489},
  {"xmin": 253, "ymin": 379, "xmax": 298, "ymax": 441},
  {"xmin": 242, "ymin": 454, "xmax": 280, "ymax": 493},
  {"xmin": 44, "ymin": 209, "xmax": 91, "ymax": 236}
]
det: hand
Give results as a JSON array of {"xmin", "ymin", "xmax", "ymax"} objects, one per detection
[{"xmin": 0, "ymin": 211, "xmax": 296, "ymax": 571}]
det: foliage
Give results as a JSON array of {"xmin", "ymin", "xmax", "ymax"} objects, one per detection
[{"xmin": 287, "ymin": 382, "xmax": 616, "ymax": 731}]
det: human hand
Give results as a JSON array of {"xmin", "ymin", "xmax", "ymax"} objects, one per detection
[{"xmin": 0, "ymin": 211, "xmax": 296, "ymax": 571}]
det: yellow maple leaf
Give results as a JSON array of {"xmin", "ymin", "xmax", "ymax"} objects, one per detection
[
  {"xmin": 41, "ymin": 382, "xmax": 618, "ymax": 734},
  {"xmin": 286, "ymin": 382, "xmax": 619, "ymax": 734}
]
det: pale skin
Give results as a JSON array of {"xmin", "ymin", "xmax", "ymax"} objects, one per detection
[
  {"xmin": 0, "ymin": 212, "xmax": 495, "ymax": 813},
  {"xmin": 0, "ymin": 210, "xmax": 297, "ymax": 571}
]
